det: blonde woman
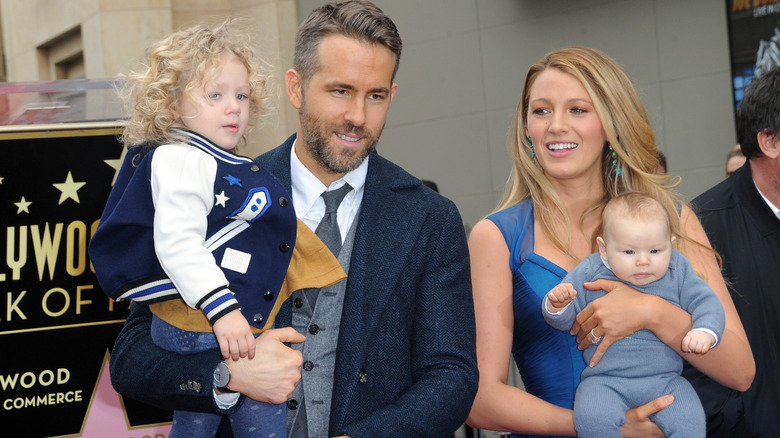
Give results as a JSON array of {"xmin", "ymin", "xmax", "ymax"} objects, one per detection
[{"xmin": 466, "ymin": 46, "xmax": 754, "ymax": 437}]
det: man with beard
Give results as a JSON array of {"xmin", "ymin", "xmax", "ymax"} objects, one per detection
[
  {"xmin": 107, "ymin": 1, "xmax": 478, "ymax": 437},
  {"xmin": 683, "ymin": 66, "xmax": 780, "ymax": 437}
]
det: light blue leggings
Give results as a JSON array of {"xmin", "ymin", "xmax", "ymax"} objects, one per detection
[{"xmin": 574, "ymin": 373, "xmax": 705, "ymax": 438}]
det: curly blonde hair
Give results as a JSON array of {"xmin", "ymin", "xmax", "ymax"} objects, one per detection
[
  {"xmin": 498, "ymin": 46, "xmax": 688, "ymax": 262},
  {"xmin": 118, "ymin": 18, "xmax": 273, "ymax": 151}
]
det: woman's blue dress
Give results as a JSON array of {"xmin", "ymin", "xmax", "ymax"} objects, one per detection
[{"xmin": 487, "ymin": 199, "xmax": 585, "ymax": 438}]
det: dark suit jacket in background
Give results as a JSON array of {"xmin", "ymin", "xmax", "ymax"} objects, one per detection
[
  {"xmin": 683, "ymin": 161, "xmax": 780, "ymax": 438},
  {"xmin": 109, "ymin": 134, "xmax": 479, "ymax": 438}
]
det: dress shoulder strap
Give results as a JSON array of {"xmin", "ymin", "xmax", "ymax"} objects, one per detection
[{"xmin": 486, "ymin": 198, "xmax": 534, "ymax": 272}]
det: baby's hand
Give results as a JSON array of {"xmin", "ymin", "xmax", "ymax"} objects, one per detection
[
  {"xmin": 213, "ymin": 309, "xmax": 256, "ymax": 361},
  {"xmin": 682, "ymin": 330, "xmax": 715, "ymax": 354},
  {"xmin": 546, "ymin": 283, "xmax": 577, "ymax": 312}
]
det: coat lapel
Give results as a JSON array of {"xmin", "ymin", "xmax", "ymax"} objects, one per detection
[
  {"xmin": 330, "ymin": 151, "xmax": 424, "ymax": 429},
  {"xmin": 256, "ymin": 135, "xmax": 294, "ymax": 194},
  {"xmin": 257, "ymin": 135, "xmax": 425, "ymax": 432}
]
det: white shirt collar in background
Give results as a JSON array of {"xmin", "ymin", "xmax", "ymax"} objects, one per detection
[{"xmin": 753, "ymin": 178, "xmax": 780, "ymax": 220}]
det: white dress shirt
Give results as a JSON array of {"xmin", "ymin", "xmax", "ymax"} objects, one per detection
[{"xmin": 290, "ymin": 139, "xmax": 368, "ymax": 238}]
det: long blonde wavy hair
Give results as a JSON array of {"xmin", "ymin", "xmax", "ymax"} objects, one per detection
[
  {"xmin": 498, "ymin": 46, "xmax": 688, "ymax": 263},
  {"xmin": 118, "ymin": 18, "xmax": 273, "ymax": 151}
]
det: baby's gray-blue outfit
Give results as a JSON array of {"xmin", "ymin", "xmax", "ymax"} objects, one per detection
[{"xmin": 543, "ymin": 250, "xmax": 725, "ymax": 438}]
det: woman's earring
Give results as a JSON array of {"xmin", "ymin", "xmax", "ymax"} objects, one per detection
[
  {"xmin": 609, "ymin": 143, "xmax": 622, "ymax": 177},
  {"xmin": 528, "ymin": 136, "xmax": 535, "ymax": 159}
]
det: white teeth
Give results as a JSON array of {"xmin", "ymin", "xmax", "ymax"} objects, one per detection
[
  {"xmin": 547, "ymin": 143, "xmax": 577, "ymax": 150},
  {"xmin": 337, "ymin": 133, "xmax": 359, "ymax": 142}
]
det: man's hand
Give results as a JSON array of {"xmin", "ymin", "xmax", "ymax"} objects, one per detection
[{"xmin": 226, "ymin": 327, "xmax": 305, "ymax": 403}]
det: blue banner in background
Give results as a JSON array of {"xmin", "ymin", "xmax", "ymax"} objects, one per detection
[{"xmin": 727, "ymin": 0, "xmax": 780, "ymax": 111}]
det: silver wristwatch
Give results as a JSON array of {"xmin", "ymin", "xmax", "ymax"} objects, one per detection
[{"xmin": 213, "ymin": 360, "xmax": 232, "ymax": 391}]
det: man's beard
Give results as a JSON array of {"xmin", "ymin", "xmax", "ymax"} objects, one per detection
[{"xmin": 299, "ymin": 103, "xmax": 382, "ymax": 174}]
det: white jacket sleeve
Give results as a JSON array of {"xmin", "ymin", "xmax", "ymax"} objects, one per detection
[{"xmin": 150, "ymin": 144, "xmax": 233, "ymax": 311}]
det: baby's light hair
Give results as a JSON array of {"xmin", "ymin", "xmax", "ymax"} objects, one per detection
[{"xmin": 602, "ymin": 192, "xmax": 672, "ymax": 240}]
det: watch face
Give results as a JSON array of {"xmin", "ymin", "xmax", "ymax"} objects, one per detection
[{"xmin": 213, "ymin": 362, "xmax": 230, "ymax": 388}]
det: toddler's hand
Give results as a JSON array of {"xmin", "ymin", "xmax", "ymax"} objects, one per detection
[{"xmin": 213, "ymin": 309, "xmax": 256, "ymax": 361}]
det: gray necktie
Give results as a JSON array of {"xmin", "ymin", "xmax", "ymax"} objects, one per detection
[{"xmin": 315, "ymin": 183, "xmax": 353, "ymax": 256}]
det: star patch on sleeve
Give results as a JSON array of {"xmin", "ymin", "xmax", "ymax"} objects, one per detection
[
  {"xmin": 223, "ymin": 174, "xmax": 242, "ymax": 187},
  {"xmin": 215, "ymin": 190, "xmax": 230, "ymax": 208}
]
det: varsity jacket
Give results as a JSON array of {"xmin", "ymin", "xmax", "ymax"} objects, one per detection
[{"xmin": 89, "ymin": 129, "xmax": 297, "ymax": 330}]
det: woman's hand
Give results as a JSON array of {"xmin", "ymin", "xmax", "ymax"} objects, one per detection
[
  {"xmin": 620, "ymin": 395, "xmax": 674, "ymax": 437},
  {"xmin": 572, "ymin": 278, "xmax": 661, "ymax": 367}
]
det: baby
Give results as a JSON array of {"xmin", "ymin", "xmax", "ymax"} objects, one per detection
[{"xmin": 543, "ymin": 191, "xmax": 724, "ymax": 438}]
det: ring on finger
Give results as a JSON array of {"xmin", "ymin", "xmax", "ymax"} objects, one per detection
[{"xmin": 590, "ymin": 328, "xmax": 603, "ymax": 345}]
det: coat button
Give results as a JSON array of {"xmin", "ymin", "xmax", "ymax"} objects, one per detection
[
  {"xmin": 279, "ymin": 243, "xmax": 290, "ymax": 252},
  {"xmin": 294, "ymin": 297, "xmax": 303, "ymax": 308},
  {"xmin": 179, "ymin": 381, "xmax": 203, "ymax": 392},
  {"xmin": 287, "ymin": 399, "xmax": 298, "ymax": 410},
  {"xmin": 308, "ymin": 324, "xmax": 319, "ymax": 335},
  {"xmin": 303, "ymin": 361, "xmax": 314, "ymax": 371},
  {"xmin": 359, "ymin": 368, "xmax": 367, "ymax": 384},
  {"xmin": 253, "ymin": 313, "xmax": 264, "ymax": 324},
  {"xmin": 279, "ymin": 197, "xmax": 289, "ymax": 207},
  {"xmin": 263, "ymin": 291, "xmax": 274, "ymax": 301}
]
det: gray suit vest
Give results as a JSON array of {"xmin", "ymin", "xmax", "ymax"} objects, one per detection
[{"xmin": 287, "ymin": 218, "xmax": 357, "ymax": 438}]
